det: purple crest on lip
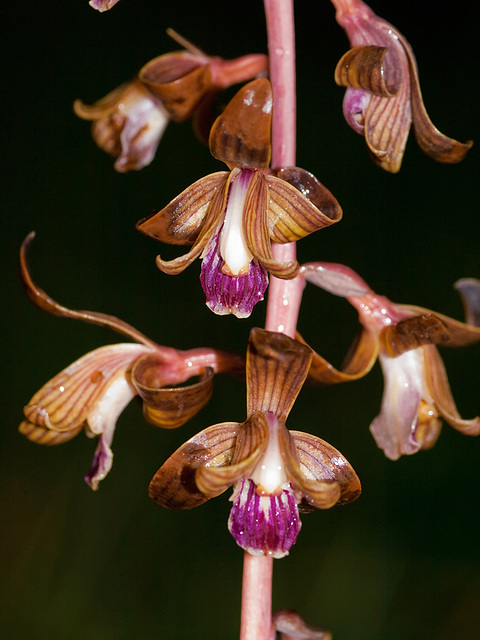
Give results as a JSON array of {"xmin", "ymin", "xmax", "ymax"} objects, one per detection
[
  {"xmin": 200, "ymin": 230, "xmax": 269, "ymax": 318},
  {"xmin": 228, "ymin": 478, "xmax": 302, "ymax": 558}
]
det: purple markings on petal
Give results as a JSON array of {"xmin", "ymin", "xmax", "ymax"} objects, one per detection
[
  {"xmin": 343, "ymin": 88, "xmax": 371, "ymax": 134},
  {"xmin": 84, "ymin": 434, "xmax": 113, "ymax": 491},
  {"xmin": 200, "ymin": 232, "xmax": 268, "ymax": 318},
  {"xmin": 228, "ymin": 478, "xmax": 302, "ymax": 558}
]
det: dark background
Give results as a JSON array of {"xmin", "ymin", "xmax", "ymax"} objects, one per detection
[{"xmin": 2, "ymin": 1, "xmax": 479, "ymax": 638}]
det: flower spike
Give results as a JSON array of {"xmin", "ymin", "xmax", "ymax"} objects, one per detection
[
  {"xmin": 332, "ymin": 0, "xmax": 472, "ymax": 172},
  {"xmin": 302, "ymin": 263, "xmax": 480, "ymax": 459},
  {"xmin": 19, "ymin": 234, "xmax": 244, "ymax": 488},
  {"xmin": 138, "ymin": 79, "xmax": 342, "ymax": 318},
  {"xmin": 149, "ymin": 328, "xmax": 360, "ymax": 558}
]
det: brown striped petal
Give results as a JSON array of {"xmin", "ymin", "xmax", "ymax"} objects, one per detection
[
  {"xmin": 364, "ymin": 89, "xmax": 411, "ymax": 173},
  {"xmin": 246, "ymin": 328, "xmax": 313, "ymax": 417},
  {"xmin": 244, "ymin": 172, "xmax": 299, "ymax": 279},
  {"xmin": 18, "ymin": 421, "xmax": 82, "ymax": 446},
  {"xmin": 21, "ymin": 344, "xmax": 150, "ymax": 434},
  {"xmin": 148, "ymin": 422, "xmax": 239, "ymax": 509},
  {"xmin": 265, "ymin": 174, "xmax": 342, "ymax": 244},
  {"xmin": 334, "ymin": 46, "xmax": 400, "ymax": 97},
  {"xmin": 196, "ymin": 412, "xmax": 269, "ymax": 497},
  {"xmin": 424, "ymin": 345, "xmax": 480, "ymax": 436},
  {"xmin": 280, "ymin": 427, "xmax": 342, "ymax": 511},
  {"xmin": 132, "ymin": 352, "xmax": 214, "ymax": 429},
  {"xmin": 299, "ymin": 327, "xmax": 379, "ymax": 385},
  {"xmin": 139, "ymin": 52, "xmax": 212, "ymax": 122},
  {"xmin": 289, "ymin": 431, "xmax": 361, "ymax": 506},
  {"xmin": 402, "ymin": 35, "xmax": 473, "ymax": 163},
  {"xmin": 209, "ymin": 78, "xmax": 273, "ymax": 169},
  {"xmin": 136, "ymin": 172, "xmax": 228, "ymax": 246}
]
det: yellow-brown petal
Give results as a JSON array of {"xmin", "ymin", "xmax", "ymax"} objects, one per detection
[
  {"xmin": 364, "ymin": 89, "xmax": 411, "ymax": 173},
  {"xmin": 299, "ymin": 327, "xmax": 379, "ymax": 385},
  {"xmin": 243, "ymin": 172, "xmax": 299, "ymax": 279},
  {"xmin": 209, "ymin": 78, "xmax": 273, "ymax": 169},
  {"xmin": 288, "ymin": 430, "xmax": 361, "ymax": 507},
  {"xmin": 22, "ymin": 344, "xmax": 148, "ymax": 433},
  {"xmin": 402, "ymin": 37, "xmax": 473, "ymax": 163},
  {"xmin": 136, "ymin": 172, "xmax": 228, "ymax": 246},
  {"xmin": 196, "ymin": 412, "xmax": 269, "ymax": 497},
  {"xmin": 139, "ymin": 52, "xmax": 212, "ymax": 122},
  {"xmin": 148, "ymin": 422, "xmax": 239, "ymax": 510},
  {"xmin": 19, "ymin": 421, "xmax": 82, "ymax": 446},
  {"xmin": 424, "ymin": 345, "xmax": 480, "ymax": 436},
  {"xmin": 265, "ymin": 174, "xmax": 342, "ymax": 244},
  {"xmin": 132, "ymin": 353, "xmax": 214, "ymax": 429},
  {"xmin": 380, "ymin": 313, "xmax": 451, "ymax": 357},
  {"xmin": 20, "ymin": 233, "xmax": 158, "ymax": 348},
  {"xmin": 334, "ymin": 46, "xmax": 400, "ymax": 97},
  {"xmin": 246, "ymin": 328, "xmax": 313, "ymax": 417},
  {"xmin": 73, "ymin": 79, "xmax": 147, "ymax": 120}
]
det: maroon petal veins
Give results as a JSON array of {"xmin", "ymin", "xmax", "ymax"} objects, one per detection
[{"xmin": 228, "ymin": 478, "xmax": 302, "ymax": 558}]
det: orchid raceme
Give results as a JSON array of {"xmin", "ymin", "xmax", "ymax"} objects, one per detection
[
  {"xmin": 137, "ymin": 79, "xmax": 342, "ymax": 318},
  {"xmin": 148, "ymin": 328, "xmax": 361, "ymax": 558},
  {"xmin": 301, "ymin": 263, "xmax": 480, "ymax": 459},
  {"xmin": 75, "ymin": 35, "xmax": 267, "ymax": 172},
  {"xmin": 19, "ymin": 233, "xmax": 244, "ymax": 489},
  {"xmin": 331, "ymin": 0, "xmax": 472, "ymax": 172}
]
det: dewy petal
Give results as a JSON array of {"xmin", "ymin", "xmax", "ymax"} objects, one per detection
[
  {"xmin": 209, "ymin": 78, "xmax": 273, "ymax": 169},
  {"xmin": 424, "ymin": 345, "xmax": 480, "ymax": 436},
  {"xmin": 22, "ymin": 344, "xmax": 151, "ymax": 434},
  {"xmin": 370, "ymin": 349, "xmax": 442, "ymax": 460},
  {"xmin": 246, "ymin": 328, "xmax": 313, "ymax": 418},
  {"xmin": 228, "ymin": 477, "xmax": 302, "ymax": 558},
  {"xmin": 148, "ymin": 422, "xmax": 239, "ymax": 509},
  {"xmin": 132, "ymin": 353, "xmax": 215, "ymax": 428}
]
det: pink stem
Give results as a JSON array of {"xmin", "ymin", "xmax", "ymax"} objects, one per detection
[
  {"xmin": 264, "ymin": 0, "xmax": 305, "ymax": 340},
  {"xmin": 240, "ymin": 553, "xmax": 275, "ymax": 640},
  {"xmin": 239, "ymin": 2, "xmax": 300, "ymax": 639}
]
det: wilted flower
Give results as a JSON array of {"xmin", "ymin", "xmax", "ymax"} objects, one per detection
[
  {"xmin": 332, "ymin": 0, "xmax": 472, "ymax": 172},
  {"xmin": 89, "ymin": 0, "xmax": 120, "ymax": 12},
  {"xmin": 137, "ymin": 79, "xmax": 342, "ymax": 318},
  {"xmin": 301, "ymin": 262, "xmax": 480, "ymax": 459},
  {"xmin": 75, "ymin": 34, "xmax": 268, "ymax": 172},
  {"xmin": 148, "ymin": 328, "xmax": 360, "ymax": 558},
  {"xmin": 19, "ymin": 233, "xmax": 244, "ymax": 488}
]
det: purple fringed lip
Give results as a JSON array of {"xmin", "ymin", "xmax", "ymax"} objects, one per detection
[
  {"xmin": 200, "ymin": 231, "xmax": 268, "ymax": 318},
  {"xmin": 228, "ymin": 478, "xmax": 302, "ymax": 558}
]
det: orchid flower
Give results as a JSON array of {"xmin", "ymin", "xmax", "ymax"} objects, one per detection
[
  {"xmin": 75, "ymin": 33, "xmax": 267, "ymax": 172},
  {"xmin": 148, "ymin": 328, "xmax": 360, "ymax": 558},
  {"xmin": 19, "ymin": 233, "xmax": 244, "ymax": 489},
  {"xmin": 89, "ymin": 0, "xmax": 120, "ymax": 12},
  {"xmin": 301, "ymin": 262, "xmax": 480, "ymax": 459},
  {"xmin": 137, "ymin": 79, "xmax": 342, "ymax": 318},
  {"xmin": 331, "ymin": 0, "xmax": 472, "ymax": 172}
]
